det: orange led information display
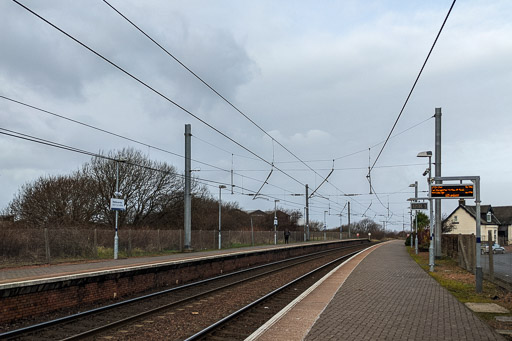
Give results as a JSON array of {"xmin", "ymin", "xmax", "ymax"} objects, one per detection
[{"xmin": 430, "ymin": 184, "xmax": 474, "ymax": 198}]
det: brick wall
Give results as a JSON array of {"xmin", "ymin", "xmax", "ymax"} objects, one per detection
[{"xmin": 0, "ymin": 240, "xmax": 368, "ymax": 324}]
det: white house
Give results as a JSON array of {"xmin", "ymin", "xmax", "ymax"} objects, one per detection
[{"xmin": 444, "ymin": 199, "xmax": 512, "ymax": 245}]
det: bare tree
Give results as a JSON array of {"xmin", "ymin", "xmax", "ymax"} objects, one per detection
[
  {"xmin": 8, "ymin": 171, "xmax": 97, "ymax": 227},
  {"xmin": 442, "ymin": 213, "xmax": 455, "ymax": 233},
  {"xmin": 84, "ymin": 148, "xmax": 182, "ymax": 227}
]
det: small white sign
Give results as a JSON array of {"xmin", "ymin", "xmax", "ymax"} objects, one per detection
[
  {"xmin": 110, "ymin": 198, "xmax": 126, "ymax": 211},
  {"xmin": 274, "ymin": 218, "xmax": 278, "ymax": 226}
]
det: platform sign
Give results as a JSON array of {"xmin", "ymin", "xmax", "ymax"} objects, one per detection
[
  {"xmin": 110, "ymin": 198, "xmax": 126, "ymax": 211},
  {"xmin": 430, "ymin": 184, "xmax": 474, "ymax": 199},
  {"xmin": 411, "ymin": 202, "xmax": 428, "ymax": 210}
]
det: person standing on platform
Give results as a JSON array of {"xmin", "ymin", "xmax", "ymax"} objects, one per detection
[{"xmin": 284, "ymin": 229, "xmax": 290, "ymax": 244}]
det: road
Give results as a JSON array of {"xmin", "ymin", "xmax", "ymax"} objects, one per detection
[{"xmin": 481, "ymin": 253, "xmax": 512, "ymax": 284}]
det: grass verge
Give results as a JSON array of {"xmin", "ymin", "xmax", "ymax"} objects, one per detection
[{"xmin": 407, "ymin": 246, "xmax": 512, "ymax": 336}]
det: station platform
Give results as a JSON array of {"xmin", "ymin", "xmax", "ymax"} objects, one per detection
[
  {"xmin": 1, "ymin": 239, "xmax": 370, "ymax": 325},
  {"xmin": 0, "ymin": 242, "xmax": 306, "ymax": 286},
  {"xmin": 248, "ymin": 240, "xmax": 505, "ymax": 341}
]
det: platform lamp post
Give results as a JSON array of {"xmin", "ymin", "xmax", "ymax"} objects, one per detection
[
  {"xmin": 218, "ymin": 185, "xmax": 226, "ymax": 250},
  {"xmin": 409, "ymin": 182, "xmax": 418, "ymax": 254},
  {"xmin": 418, "ymin": 151, "xmax": 434, "ymax": 272},
  {"xmin": 113, "ymin": 157, "xmax": 127, "ymax": 260},
  {"xmin": 274, "ymin": 200, "xmax": 280, "ymax": 245}
]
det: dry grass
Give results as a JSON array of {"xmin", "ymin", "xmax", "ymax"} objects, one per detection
[{"xmin": 408, "ymin": 247, "xmax": 512, "ymax": 336}]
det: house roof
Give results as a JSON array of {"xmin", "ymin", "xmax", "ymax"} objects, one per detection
[
  {"xmin": 455, "ymin": 204, "xmax": 512, "ymax": 226},
  {"xmin": 245, "ymin": 210, "xmax": 268, "ymax": 216}
]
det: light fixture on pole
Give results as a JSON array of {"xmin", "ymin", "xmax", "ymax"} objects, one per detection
[
  {"xmin": 274, "ymin": 200, "xmax": 280, "ymax": 245},
  {"xmin": 418, "ymin": 151, "xmax": 434, "ymax": 271},
  {"xmin": 218, "ymin": 185, "xmax": 226, "ymax": 250}
]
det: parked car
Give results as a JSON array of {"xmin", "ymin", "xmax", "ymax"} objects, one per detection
[{"xmin": 481, "ymin": 244, "xmax": 506, "ymax": 254}]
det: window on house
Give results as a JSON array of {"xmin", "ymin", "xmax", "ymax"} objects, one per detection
[{"xmin": 453, "ymin": 216, "xmax": 458, "ymax": 222}]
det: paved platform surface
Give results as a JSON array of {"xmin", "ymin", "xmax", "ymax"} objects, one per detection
[{"xmin": 252, "ymin": 240, "xmax": 505, "ymax": 341}]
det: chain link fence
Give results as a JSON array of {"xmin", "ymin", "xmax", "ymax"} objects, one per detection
[{"xmin": 0, "ymin": 228, "xmax": 360, "ymax": 267}]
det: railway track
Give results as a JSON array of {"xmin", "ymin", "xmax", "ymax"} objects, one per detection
[
  {"xmin": 1, "ymin": 242, "xmax": 371, "ymax": 340},
  {"xmin": 186, "ymin": 248, "xmax": 362, "ymax": 340}
]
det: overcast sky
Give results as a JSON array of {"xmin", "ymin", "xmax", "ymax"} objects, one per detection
[{"xmin": 1, "ymin": 0, "xmax": 511, "ymax": 231}]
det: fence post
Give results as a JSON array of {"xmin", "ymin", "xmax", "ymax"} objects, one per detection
[
  {"xmin": 157, "ymin": 229, "xmax": 161, "ymax": 252},
  {"xmin": 128, "ymin": 229, "xmax": 132, "ymax": 257},
  {"xmin": 199, "ymin": 230, "xmax": 202, "ymax": 250},
  {"xmin": 44, "ymin": 228, "xmax": 51, "ymax": 264},
  {"xmin": 470, "ymin": 234, "xmax": 476, "ymax": 273},
  {"xmin": 179, "ymin": 230, "xmax": 183, "ymax": 252},
  {"xmin": 458, "ymin": 234, "xmax": 469, "ymax": 270},
  {"xmin": 94, "ymin": 228, "xmax": 98, "ymax": 257}
]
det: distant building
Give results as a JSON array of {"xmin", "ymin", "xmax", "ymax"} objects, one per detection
[
  {"xmin": 444, "ymin": 199, "xmax": 512, "ymax": 245},
  {"xmin": 245, "ymin": 210, "xmax": 268, "ymax": 217}
]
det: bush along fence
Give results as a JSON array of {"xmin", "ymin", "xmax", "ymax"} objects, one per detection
[{"xmin": 0, "ymin": 228, "xmax": 357, "ymax": 267}]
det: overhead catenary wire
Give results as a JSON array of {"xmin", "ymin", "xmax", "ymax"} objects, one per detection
[
  {"xmin": 272, "ymin": 115, "xmax": 434, "ymax": 164},
  {"xmin": 1, "ymin": 94, "xmax": 310, "ymax": 198},
  {"xmin": 197, "ymin": 163, "xmax": 426, "ymax": 172},
  {"xmin": 1, "ymin": 93, "xmax": 345, "ymax": 214},
  {"xmin": 11, "ymin": 0, "xmax": 307, "ymax": 190},
  {"xmin": 192, "ymin": 135, "xmax": 259, "ymax": 162},
  {"xmin": 8, "ymin": 0, "xmax": 422, "ymax": 226},
  {"xmin": 100, "ymin": 0, "xmax": 350, "ymax": 204},
  {"xmin": 1, "ymin": 124, "xmax": 357, "ymax": 216},
  {"xmin": 0, "ymin": 127, "xmax": 312, "ymax": 209},
  {"xmin": 369, "ymin": 0, "xmax": 457, "ymax": 173}
]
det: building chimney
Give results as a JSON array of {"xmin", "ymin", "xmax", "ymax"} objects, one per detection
[{"xmin": 458, "ymin": 198, "xmax": 465, "ymax": 206}]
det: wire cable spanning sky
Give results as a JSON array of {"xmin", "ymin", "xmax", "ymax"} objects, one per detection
[
  {"xmin": 1, "ymin": 1, "xmax": 511, "ymax": 229},
  {"xmin": 9, "ymin": 0, "xmax": 385, "ymax": 215}
]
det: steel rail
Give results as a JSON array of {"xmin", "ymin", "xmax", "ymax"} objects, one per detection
[
  {"xmin": 185, "ymin": 248, "xmax": 364, "ymax": 340},
  {"xmin": 60, "ymin": 245, "xmax": 360, "ymax": 340},
  {"xmin": 0, "ymin": 242, "xmax": 367, "ymax": 339}
]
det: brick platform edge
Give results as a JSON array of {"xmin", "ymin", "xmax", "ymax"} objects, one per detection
[{"xmin": 0, "ymin": 239, "xmax": 369, "ymax": 324}]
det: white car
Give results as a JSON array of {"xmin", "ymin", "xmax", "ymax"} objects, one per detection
[{"xmin": 481, "ymin": 244, "xmax": 505, "ymax": 254}]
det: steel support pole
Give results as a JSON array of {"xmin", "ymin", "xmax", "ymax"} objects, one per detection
[
  {"xmin": 304, "ymin": 207, "xmax": 307, "ymax": 242},
  {"xmin": 339, "ymin": 214, "xmax": 342, "ymax": 240},
  {"xmin": 218, "ymin": 186, "xmax": 222, "ymax": 250},
  {"xmin": 114, "ymin": 160, "xmax": 119, "ymax": 260},
  {"xmin": 323, "ymin": 211, "xmax": 327, "ymax": 240},
  {"xmin": 348, "ymin": 201, "xmax": 351, "ymax": 238},
  {"xmin": 305, "ymin": 185, "xmax": 310, "ymax": 241},
  {"xmin": 434, "ymin": 108, "xmax": 442, "ymax": 257},
  {"xmin": 410, "ymin": 209, "xmax": 413, "ymax": 248},
  {"xmin": 475, "ymin": 177, "xmax": 483, "ymax": 293},
  {"xmin": 184, "ymin": 124, "xmax": 192, "ymax": 251},
  {"xmin": 251, "ymin": 217, "xmax": 254, "ymax": 246},
  {"xmin": 414, "ymin": 181, "xmax": 418, "ymax": 255},
  {"xmin": 274, "ymin": 200, "xmax": 278, "ymax": 245},
  {"xmin": 428, "ymin": 156, "xmax": 434, "ymax": 271}
]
